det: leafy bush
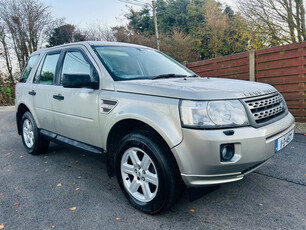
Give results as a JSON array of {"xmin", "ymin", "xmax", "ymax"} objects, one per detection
[{"xmin": 0, "ymin": 84, "xmax": 15, "ymax": 106}]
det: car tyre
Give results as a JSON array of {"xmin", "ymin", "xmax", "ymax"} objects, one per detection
[
  {"xmin": 21, "ymin": 112, "xmax": 49, "ymax": 155},
  {"xmin": 115, "ymin": 130, "xmax": 184, "ymax": 214}
]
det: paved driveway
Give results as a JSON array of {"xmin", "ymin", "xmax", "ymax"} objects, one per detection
[{"xmin": 0, "ymin": 106, "xmax": 305, "ymax": 230}]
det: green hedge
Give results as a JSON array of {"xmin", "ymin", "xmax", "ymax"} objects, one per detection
[{"xmin": 0, "ymin": 84, "xmax": 15, "ymax": 106}]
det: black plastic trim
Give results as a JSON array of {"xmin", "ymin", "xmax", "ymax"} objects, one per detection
[
  {"xmin": 40, "ymin": 129, "xmax": 57, "ymax": 139},
  {"xmin": 53, "ymin": 94, "xmax": 65, "ymax": 100},
  {"xmin": 28, "ymin": 90, "xmax": 36, "ymax": 96},
  {"xmin": 223, "ymin": 130, "xmax": 235, "ymax": 136},
  {"xmin": 39, "ymin": 129, "xmax": 104, "ymax": 155}
]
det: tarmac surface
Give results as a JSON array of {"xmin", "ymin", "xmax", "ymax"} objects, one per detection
[{"xmin": 0, "ymin": 106, "xmax": 305, "ymax": 230}]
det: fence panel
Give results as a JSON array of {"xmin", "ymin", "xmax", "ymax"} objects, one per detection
[
  {"xmin": 187, "ymin": 52, "xmax": 249, "ymax": 80},
  {"xmin": 255, "ymin": 43, "xmax": 306, "ymax": 122},
  {"xmin": 186, "ymin": 42, "xmax": 306, "ymax": 122}
]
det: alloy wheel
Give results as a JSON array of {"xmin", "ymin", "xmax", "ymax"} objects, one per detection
[
  {"xmin": 23, "ymin": 119, "xmax": 34, "ymax": 148},
  {"xmin": 120, "ymin": 147, "xmax": 159, "ymax": 202}
]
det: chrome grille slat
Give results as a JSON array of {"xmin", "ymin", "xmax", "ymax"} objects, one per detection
[
  {"xmin": 247, "ymin": 95, "xmax": 282, "ymax": 110},
  {"xmin": 245, "ymin": 93, "xmax": 285, "ymax": 123},
  {"xmin": 252, "ymin": 104, "xmax": 283, "ymax": 120}
]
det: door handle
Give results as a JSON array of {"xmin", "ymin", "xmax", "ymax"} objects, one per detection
[
  {"xmin": 28, "ymin": 90, "xmax": 36, "ymax": 96},
  {"xmin": 53, "ymin": 94, "xmax": 64, "ymax": 101}
]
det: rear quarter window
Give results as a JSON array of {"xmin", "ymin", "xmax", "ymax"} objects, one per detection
[
  {"xmin": 34, "ymin": 52, "xmax": 60, "ymax": 85},
  {"xmin": 19, "ymin": 55, "xmax": 39, "ymax": 83}
]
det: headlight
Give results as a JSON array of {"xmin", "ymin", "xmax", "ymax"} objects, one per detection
[{"xmin": 180, "ymin": 100, "xmax": 249, "ymax": 128}]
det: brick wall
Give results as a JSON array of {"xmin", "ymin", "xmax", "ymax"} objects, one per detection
[{"xmin": 187, "ymin": 42, "xmax": 306, "ymax": 122}]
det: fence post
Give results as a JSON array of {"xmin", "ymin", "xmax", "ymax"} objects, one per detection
[{"xmin": 249, "ymin": 50, "xmax": 255, "ymax": 81}]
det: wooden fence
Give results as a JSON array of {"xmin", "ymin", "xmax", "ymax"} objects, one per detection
[{"xmin": 187, "ymin": 42, "xmax": 306, "ymax": 122}]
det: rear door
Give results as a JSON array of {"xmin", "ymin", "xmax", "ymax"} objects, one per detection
[
  {"xmin": 32, "ymin": 51, "xmax": 61, "ymax": 132},
  {"xmin": 52, "ymin": 47, "xmax": 101, "ymax": 147},
  {"xmin": 16, "ymin": 54, "xmax": 40, "ymax": 113}
]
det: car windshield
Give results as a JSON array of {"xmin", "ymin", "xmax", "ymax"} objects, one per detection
[{"xmin": 92, "ymin": 46, "xmax": 194, "ymax": 81}]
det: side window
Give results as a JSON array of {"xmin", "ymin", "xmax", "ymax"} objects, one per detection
[
  {"xmin": 19, "ymin": 55, "xmax": 39, "ymax": 83},
  {"xmin": 61, "ymin": 51, "xmax": 91, "ymax": 83},
  {"xmin": 34, "ymin": 52, "xmax": 60, "ymax": 85}
]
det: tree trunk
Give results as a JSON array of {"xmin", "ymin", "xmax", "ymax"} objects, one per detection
[
  {"xmin": 2, "ymin": 38, "xmax": 14, "ymax": 82},
  {"xmin": 295, "ymin": 0, "xmax": 302, "ymax": 41},
  {"xmin": 287, "ymin": 0, "xmax": 297, "ymax": 43},
  {"xmin": 297, "ymin": 0, "xmax": 306, "ymax": 40},
  {"xmin": 0, "ymin": 29, "xmax": 14, "ymax": 83}
]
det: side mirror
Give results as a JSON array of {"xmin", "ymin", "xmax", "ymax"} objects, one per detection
[{"xmin": 62, "ymin": 74, "xmax": 98, "ymax": 89}]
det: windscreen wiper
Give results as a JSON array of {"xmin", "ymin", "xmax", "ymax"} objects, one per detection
[
  {"xmin": 151, "ymin": 74, "xmax": 187, "ymax": 80},
  {"xmin": 188, "ymin": 74, "xmax": 200, "ymax": 78}
]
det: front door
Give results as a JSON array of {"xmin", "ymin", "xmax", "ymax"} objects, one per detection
[{"xmin": 52, "ymin": 48, "xmax": 100, "ymax": 147}]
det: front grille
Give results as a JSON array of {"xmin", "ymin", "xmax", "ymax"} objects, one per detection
[{"xmin": 245, "ymin": 94, "xmax": 285, "ymax": 124}]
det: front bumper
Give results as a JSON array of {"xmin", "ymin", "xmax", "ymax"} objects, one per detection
[{"xmin": 171, "ymin": 112, "xmax": 295, "ymax": 187}]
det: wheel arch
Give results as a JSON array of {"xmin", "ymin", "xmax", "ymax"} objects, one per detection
[
  {"xmin": 106, "ymin": 118, "xmax": 181, "ymax": 178},
  {"xmin": 16, "ymin": 104, "xmax": 32, "ymax": 135}
]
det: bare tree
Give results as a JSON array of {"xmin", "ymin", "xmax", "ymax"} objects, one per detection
[
  {"xmin": 0, "ymin": 23, "xmax": 13, "ymax": 82},
  {"xmin": 295, "ymin": 0, "xmax": 306, "ymax": 40},
  {"xmin": 112, "ymin": 26, "xmax": 132, "ymax": 43},
  {"xmin": 236, "ymin": 0, "xmax": 306, "ymax": 47},
  {"xmin": 0, "ymin": 0, "xmax": 52, "ymax": 72},
  {"xmin": 83, "ymin": 23, "xmax": 116, "ymax": 42}
]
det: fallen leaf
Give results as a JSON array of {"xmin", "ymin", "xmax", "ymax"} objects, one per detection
[
  {"xmin": 0, "ymin": 194, "xmax": 3, "ymax": 198},
  {"xmin": 13, "ymin": 202, "xmax": 19, "ymax": 207},
  {"xmin": 45, "ymin": 169, "xmax": 49, "ymax": 172},
  {"xmin": 75, "ymin": 188, "xmax": 79, "ymax": 191},
  {"xmin": 72, "ymin": 182, "xmax": 76, "ymax": 185},
  {"xmin": 50, "ymin": 225, "xmax": 55, "ymax": 228},
  {"xmin": 0, "ymin": 224, "xmax": 4, "ymax": 229},
  {"xmin": 57, "ymin": 183, "xmax": 62, "ymax": 187},
  {"xmin": 189, "ymin": 208, "xmax": 195, "ymax": 213},
  {"xmin": 258, "ymin": 203, "xmax": 263, "ymax": 206},
  {"xmin": 115, "ymin": 217, "xmax": 120, "ymax": 221},
  {"xmin": 69, "ymin": 206, "xmax": 77, "ymax": 211}
]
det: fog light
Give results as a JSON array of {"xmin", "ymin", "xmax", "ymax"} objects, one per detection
[{"xmin": 220, "ymin": 144, "xmax": 235, "ymax": 162}]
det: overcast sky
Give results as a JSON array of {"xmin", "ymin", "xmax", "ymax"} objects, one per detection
[{"xmin": 40, "ymin": 0, "xmax": 236, "ymax": 28}]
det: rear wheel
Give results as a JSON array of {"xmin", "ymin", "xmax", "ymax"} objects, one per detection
[
  {"xmin": 21, "ymin": 112, "xmax": 49, "ymax": 155},
  {"xmin": 115, "ymin": 130, "xmax": 183, "ymax": 214}
]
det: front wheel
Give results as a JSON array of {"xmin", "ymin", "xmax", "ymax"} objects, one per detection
[
  {"xmin": 115, "ymin": 131, "xmax": 183, "ymax": 214},
  {"xmin": 21, "ymin": 112, "xmax": 49, "ymax": 155}
]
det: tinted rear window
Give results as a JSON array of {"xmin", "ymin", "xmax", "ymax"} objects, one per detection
[{"xmin": 19, "ymin": 55, "xmax": 39, "ymax": 83}]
